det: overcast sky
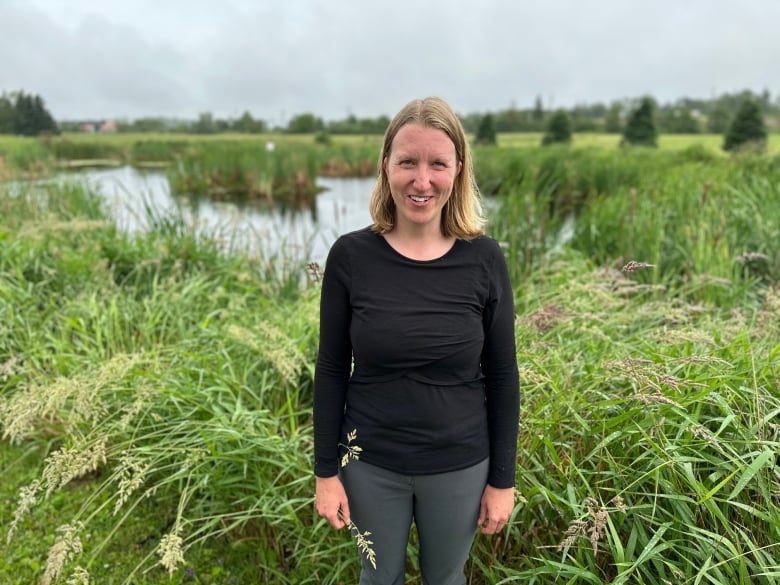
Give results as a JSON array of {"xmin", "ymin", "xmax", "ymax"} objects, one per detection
[{"xmin": 2, "ymin": 0, "xmax": 778, "ymax": 123}]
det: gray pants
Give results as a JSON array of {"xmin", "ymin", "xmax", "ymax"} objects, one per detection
[{"xmin": 340, "ymin": 458, "xmax": 489, "ymax": 585}]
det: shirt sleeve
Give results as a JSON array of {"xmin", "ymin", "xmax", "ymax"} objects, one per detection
[
  {"xmin": 313, "ymin": 237, "xmax": 353, "ymax": 478},
  {"xmin": 481, "ymin": 240, "xmax": 520, "ymax": 488}
]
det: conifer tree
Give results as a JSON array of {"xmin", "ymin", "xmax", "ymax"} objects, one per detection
[
  {"xmin": 474, "ymin": 113, "xmax": 497, "ymax": 146},
  {"xmin": 541, "ymin": 110, "xmax": 572, "ymax": 145},
  {"xmin": 622, "ymin": 97, "xmax": 657, "ymax": 147},
  {"xmin": 0, "ymin": 94, "xmax": 14, "ymax": 133},
  {"xmin": 532, "ymin": 95, "xmax": 545, "ymax": 127},
  {"xmin": 723, "ymin": 98, "xmax": 767, "ymax": 152},
  {"xmin": 9, "ymin": 91, "xmax": 58, "ymax": 135}
]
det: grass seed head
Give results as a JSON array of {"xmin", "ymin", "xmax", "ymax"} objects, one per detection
[
  {"xmin": 42, "ymin": 523, "xmax": 84, "ymax": 585},
  {"xmin": 158, "ymin": 531, "xmax": 185, "ymax": 576}
]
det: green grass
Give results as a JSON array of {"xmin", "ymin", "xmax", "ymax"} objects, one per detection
[
  {"xmin": 1, "ymin": 147, "xmax": 779, "ymax": 584},
  {"xmin": 498, "ymin": 132, "xmax": 780, "ymax": 154}
]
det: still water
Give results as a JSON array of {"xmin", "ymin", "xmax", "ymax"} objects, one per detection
[{"xmin": 72, "ymin": 166, "xmax": 376, "ymax": 265}]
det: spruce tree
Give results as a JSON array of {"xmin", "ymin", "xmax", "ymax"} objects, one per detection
[
  {"xmin": 541, "ymin": 110, "xmax": 572, "ymax": 146},
  {"xmin": 474, "ymin": 113, "xmax": 497, "ymax": 146},
  {"xmin": 32, "ymin": 95, "xmax": 58, "ymax": 134},
  {"xmin": 10, "ymin": 91, "xmax": 58, "ymax": 135},
  {"xmin": 622, "ymin": 97, "xmax": 657, "ymax": 147},
  {"xmin": 723, "ymin": 98, "xmax": 767, "ymax": 152},
  {"xmin": 532, "ymin": 95, "xmax": 545, "ymax": 128},
  {"xmin": 0, "ymin": 94, "xmax": 14, "ymax": 133}
]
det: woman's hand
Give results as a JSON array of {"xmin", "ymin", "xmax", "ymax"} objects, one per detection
[
  {"xmin": 478, "ymin": 485, "xmax": 514, "ymax": 534},
  {"xmin": 315, "ymin": 475, "xmax": 351, "ymax": 530}
]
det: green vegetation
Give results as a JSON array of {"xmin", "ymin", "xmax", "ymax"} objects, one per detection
[
  {"xmin": 622, "ymin": 97, "xmax": 658, "ymax": 147},
  {"xmin": 724, "ymin": 98, "xmax": 768, "ymax": 153},
  {"xmin": 474, "ymin": 114, "xmax": 498, "ymax": 146},
  {"xmin": 0, "ymin": 134, "xmax": 381, "ymax": 204},
  {"xmin": 0, "ymin": 91, "xmax": 58, "ymax": 136},
  {"xmin": 541, "ymin": 110, "xmax": 572, "ymax": 146},
  {"xmin": 1, "ymin": 143, "xmax": 779, "ymax": 584}
]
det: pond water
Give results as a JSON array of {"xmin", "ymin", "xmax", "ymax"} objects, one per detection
[{"xmin": 64, "ymin": 166, "xmax": 376, "ymax": 265}]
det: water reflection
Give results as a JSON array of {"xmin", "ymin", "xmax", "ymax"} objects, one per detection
[{"xmin": 71, "ymin": 166, "xmax": 375, "ymax": 265}]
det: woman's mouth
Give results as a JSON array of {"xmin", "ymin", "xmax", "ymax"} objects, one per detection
[{"xmin": 410, "ymin": 195, "xmax": 431, "ymax": 203}]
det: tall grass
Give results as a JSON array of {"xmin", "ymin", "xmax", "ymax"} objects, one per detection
[
  {"xmin": 472, "ymin": 250, "xmax": 780, "ymax": 584},
  {"xmin": 488, "ymin": 148, "xmax": 780, "ymax": 299},
  {"xmin": 1, "ymin": 148, "xmax": 779, "ymax": 584},
  {"xmin": 167, "ymin": 141, "xmax": 316, "ymax": 206},
  {"xmin": 1, "ymin": 180, "xmax": 333, "ymax": 583}
]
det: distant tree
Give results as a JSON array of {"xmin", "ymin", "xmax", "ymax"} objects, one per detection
[
  {"xmin": 759, "ymin": 87, "xmax": 771, "ymax": 108},
  {"xmin": 570, "ymin": 109, "xmax": 599, "ymax": 132},
  {"xmin": 287, "ymin": 113, "xmax": 324, "ymax": 134},
  {"xmin": 474, "ymin": 113, "xmax": 497, "ymax": 145},
  {"xmin": 622, "ymin": 97, "xmax": 657, "ymax": 147},
  {"xmin": 532, "ymin": 95, "xmax": 545, "ymax": 127},
  {"xmin": 233, "ymin": 111, "xmax": 266, "ymax": 133},
  {"xmin": 34, "ymin": 95, "xmax": 58, "ymax": 134},
  {"xmin": 495, "ymin": 102, "xmax": 523, "ymax": 132},
  {"xmin": 706, "ymin": 106, "xmax": 731, "ymax": 134},
  {"xmin": 658, "ymin": 106, "xmax": 700, "ymax": 134},
  {"xmin": 723, "ymin": 98, "xmax": 767, "ymax": 152},
  {"xmin": 214, "ymin": 118, "xmax": 230, "ymax": 132},
  {"xmin": 5, "ymin": 91, "xmax": 58, "ymax": 135},
  {"xmin": 530, "ymin": 95, "xmax": 545, "ymax": 131},
  {"xmin": 326, "ymin": 114, "xmax": 389, "ymax": 135},
  {"xmin": 193, "ymin": 112, "xmax": 217, "ymax": 134},
  {"xmin": 541, "ymin": 110, "xmax": 572, "ymax": 145},
  {"xmin": 604, "ymin": 102, "xmax": 623, "ymax": 133},
  {"xmin": 0, "ymin": 94, "xmax": 14, "ymax": 133},
  {"xmin": 568, "ymin": 103, "xmax": 605, "ymax": 132},
  {"xmin": 128, "ymin": 117, "xmax": 170, "ymax": 132}
]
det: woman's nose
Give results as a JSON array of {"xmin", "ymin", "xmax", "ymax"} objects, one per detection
[{"xmin": 413, "ymin": 165, "xmax": 432, "ymax": 189}]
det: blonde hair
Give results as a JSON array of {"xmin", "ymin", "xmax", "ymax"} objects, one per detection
[{"xmin": 369, "ymin": 97, "xmax": 485, "ymax": 238}]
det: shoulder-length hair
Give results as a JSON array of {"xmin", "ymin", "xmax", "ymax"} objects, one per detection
[{"xmin": 369, "ymin": 96, "xmax": 485, "ymax": 239}]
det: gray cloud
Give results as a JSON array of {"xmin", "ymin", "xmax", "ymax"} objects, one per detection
[{"xmin": 2, "ymin": 0, "xmax": 778, "ymax": 121}]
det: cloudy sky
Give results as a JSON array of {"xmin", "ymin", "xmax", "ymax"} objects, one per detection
[{"xmin": 2, "ymin": 0, "xmax": 778, "ymax": 123}]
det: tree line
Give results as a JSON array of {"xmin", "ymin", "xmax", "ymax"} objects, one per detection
[
  {"xmin": 0, "ymin": 91, "xmax": 59, "ymax": 136},
  {"xmin": 1, "ymin": 88, "xmax": 776, "ymax": 149},
  {"xmin": 473, "ymin": 94, "xmax": 770, "ymax": 152},
  {"xmin": 462, "ymin": 89, "xmax": 778, "ymax": 135}
]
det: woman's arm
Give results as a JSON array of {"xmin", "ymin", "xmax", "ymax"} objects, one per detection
[
  {"xmin": 481, "ymin": 240, "xmax": 520, "ymax": 489},
  {"xmin": 313, "ymin": 237, "xmax": 353, "ymax": 478}
]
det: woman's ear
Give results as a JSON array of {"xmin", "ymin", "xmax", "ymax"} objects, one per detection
[
  {"xmin": 382, "ymin": 157, "xmax": 388, "ymax": 174},
  {"xmin": 458, "ymin": 160, "xmax": 463, "ymax": 175}
]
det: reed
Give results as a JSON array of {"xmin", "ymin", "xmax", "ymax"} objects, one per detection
[{"xmin": 486, "ymin": 149, "xmax": 780, "ymax": 303}]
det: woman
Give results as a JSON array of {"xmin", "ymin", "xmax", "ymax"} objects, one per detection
[{"xmin": 314, "ymin": 96, "xmax": 519, "ymax": 585}]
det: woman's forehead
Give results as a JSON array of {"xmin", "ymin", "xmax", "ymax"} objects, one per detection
[{"xmin": 389, "ymin": 124, "xmax": 457, "ymax": 155}]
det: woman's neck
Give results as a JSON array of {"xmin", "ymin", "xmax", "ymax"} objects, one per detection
[{"xmin": 383, "ymin": 226, "xmax": 455, "ymax": 261}]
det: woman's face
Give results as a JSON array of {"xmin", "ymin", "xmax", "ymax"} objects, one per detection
[{"xmin": 383, "ymin": 123, "xmax": 461, "ymax": 233}]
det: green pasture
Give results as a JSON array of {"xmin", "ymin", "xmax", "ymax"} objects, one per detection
[
  {"xmin": 497, "ymin": 131, "xmax": 780, "ymax": 153},
  {"xmin": 1, "ymin": 143, "xmax": 779, "ymax": 584}
]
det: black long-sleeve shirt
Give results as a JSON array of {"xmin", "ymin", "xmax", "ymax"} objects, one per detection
[{"xmin": 313, "ymin": 227, "xmax": 520, "ymax": 488}]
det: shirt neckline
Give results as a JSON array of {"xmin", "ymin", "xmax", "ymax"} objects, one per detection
[{"xmin": 375, "ymin": 230, "xmax": 460, "ymax": 264}]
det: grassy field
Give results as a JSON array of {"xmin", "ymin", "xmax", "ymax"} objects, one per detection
[
  {"xmin": 1, "ymin": 143, "xmax": 779, "ymax": 584},
  {"xmin": 498, "ymin": 132, "xmax": 780, "ymax": 153}
]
